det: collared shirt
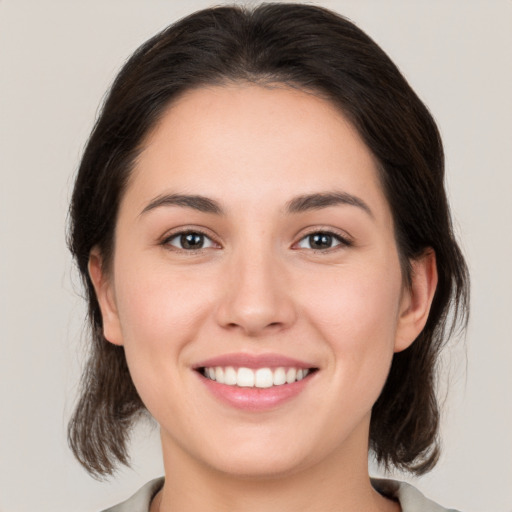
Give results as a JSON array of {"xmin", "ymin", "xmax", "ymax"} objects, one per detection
[{"xmin": 101, "ymin": 477, "xmax": 461, "ymax": 512}]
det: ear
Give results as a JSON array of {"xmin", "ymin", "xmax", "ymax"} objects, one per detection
[
  {"xmin": 394, "ymin": 248, "xmax": 438, "ymax": 353},
  {"xmin": 88, "ymin": 248, "xmax": 124, "ymax": 346}
]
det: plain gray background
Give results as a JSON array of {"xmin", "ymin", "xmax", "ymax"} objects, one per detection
[{"xmin": 1, "ymin": 1, "xmax": 511, "ymax": 511}]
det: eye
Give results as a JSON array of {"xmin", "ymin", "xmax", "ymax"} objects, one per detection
[
  {"xmin": 164, "ymin": 231, "xmax": 217, "ymax": 251},
  {"xmin": 296, "ymin": 231, "xmax": 351, "ymax": 251}
]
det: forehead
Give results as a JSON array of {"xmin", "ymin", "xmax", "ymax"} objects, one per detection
[{"xmin": 126, "ymin": 84, "xmax": 389, "ymax": 220}]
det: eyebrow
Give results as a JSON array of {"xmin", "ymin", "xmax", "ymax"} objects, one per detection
[
  {"xmin": 140, "ymin": 193, "xmax": 224, "ymax": 216},
  {"xmin": 285, "ymin": 191, "xmax": 373, "ymax": 217},
  {"xmin": 140, "ymin": 191, "xmax": 372, "ymax": 218}
]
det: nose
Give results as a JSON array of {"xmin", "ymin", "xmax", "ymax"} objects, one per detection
[{"xmin": 215, "ymin": 250, "xmax": 297, "ymax": 337}]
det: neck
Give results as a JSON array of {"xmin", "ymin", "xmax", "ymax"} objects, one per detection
[{"xmin": 156, "ymin": 424, "xmax": 399, "ymax": 512}]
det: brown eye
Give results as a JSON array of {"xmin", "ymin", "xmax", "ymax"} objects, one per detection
[
  {"xmin": 309, "ymin": 233, "xmax": 334, "ymax": 249},
  {"xmin": 166, "ymin": 231, "xmax": 215, "ymax": 250},
  {"xmin": 296, "ymin": 231, "xmax": 350, "ymax": 250}
]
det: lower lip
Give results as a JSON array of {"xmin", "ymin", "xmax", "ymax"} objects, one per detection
[{"xmin": 198, "ymin": 373, "xmax": 314, "ymax": 411}]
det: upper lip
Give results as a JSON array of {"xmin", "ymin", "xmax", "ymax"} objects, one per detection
[{"xmin": 193, "ymin": 353, "xmax": 317, "ymax": 370}]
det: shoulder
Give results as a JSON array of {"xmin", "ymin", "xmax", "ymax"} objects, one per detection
[
  {"xmin": 371, "ymin": 478, "xmax": 461, "ymax": 512},
  {"xmin": 100, "ymin": 478, "xmax": 164, "ymax": 512}
]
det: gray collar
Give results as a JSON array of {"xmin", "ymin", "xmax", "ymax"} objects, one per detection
[{"xmin": 102, "ymin": 476, "xmax": 460, "ymax": 512}]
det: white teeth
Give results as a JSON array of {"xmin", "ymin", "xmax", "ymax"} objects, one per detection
[
  {"xmin": 202, "ymin": 366, "xmax": 312, "ymax": 387},
  {"xmin": 237, "ymin": 367, "xmax": 255, "ymax": 387},
  {"xmin": 255, "ymin": 368, "xmax": 273, "ymax": 388},
  {"xmin": 286, "ymin": 368, "xmax": 297, "ymax": 384},
  {"xmin": 215, "ymin": 367, "xmax": 224, "ymax": 384},
  {"xmin": 224, "ymin": 366, "xmax": 237, "ymax": 385},
  {"xmin": 273, "ymin": 367, "xmax": 287, "ymax": 386}
]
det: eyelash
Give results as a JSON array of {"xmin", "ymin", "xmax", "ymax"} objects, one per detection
[
  {"xmin": 294, "ymin": 229, "xmax": 353, "ymax": 252},
  {"xmin": 161, "ymin": 228, "xmax": 353, "ymax": 253},
  {"xmin": 161, "ymin": 228, "xmax": 219, "ymax": 253}
]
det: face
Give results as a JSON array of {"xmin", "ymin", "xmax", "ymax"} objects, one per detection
[{"xmin": 90, "ymin": 84, "xmax": 435, "ymax": 479}]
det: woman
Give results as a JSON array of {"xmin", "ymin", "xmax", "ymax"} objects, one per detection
[{"xmin": 67, "ymin": 3, "xmax": 469, "ymax": 511}]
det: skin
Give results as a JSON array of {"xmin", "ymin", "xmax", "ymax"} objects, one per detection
[{"xmin": 89, "ymin": 84, "xmax": 437, "ymax": 512}]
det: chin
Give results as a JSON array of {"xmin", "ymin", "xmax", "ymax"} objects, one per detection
[
  {"xmin": 188, "ymin": 426, "xmax": 329, "ymax": 480},
  {"xmin": 207, "ymin": 451, "xmax": 310, "ymax": 480}
]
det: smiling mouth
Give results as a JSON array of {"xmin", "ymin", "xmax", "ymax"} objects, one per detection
[{"xmin": 198, "ymin": 366, "xmax": 318, "ymax": 388}]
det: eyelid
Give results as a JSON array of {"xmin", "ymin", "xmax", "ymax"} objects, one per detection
[
  {"xmin": 160, "ymin": 226, "xmax": 222, "ymax": 251},
  {"xmin": 292, "ymin": 227, "xmax": 354, "ymax": 251},
  {"xmin": 158, "ymin": 225, "xmax": 352, "ymax": 252}
]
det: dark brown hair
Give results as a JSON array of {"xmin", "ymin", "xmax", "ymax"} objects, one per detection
[{"xmin": 68, "ymin": 3, "xmax": 469, "ymax": 478}]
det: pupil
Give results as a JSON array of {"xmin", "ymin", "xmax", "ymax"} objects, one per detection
[
  {"xmin": 181, "ymin": 233, "xmax": 203, "ymax": 249},
  {"xmin": 310, "ymin": 233, "xmax": 332, "ymax": 249}
]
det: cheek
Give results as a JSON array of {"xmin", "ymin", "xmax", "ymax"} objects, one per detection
[
  {"xmin": 111, "ymin": 269, "xmax": 215, "ymax": 430},
  {"xmin": 114, "ymin": 252, "xmax": 215, "ymax": 339},
  {"xmin": 111, "ymin": 256, "xmax": 216, "ymax": 392},
  {"xmin": 301, "ymin": 259, "xmax": 403, "ymax": 395},
  {"xmin": 304, "ymin": 260, "xmax": 402, "ymax": 341}
]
